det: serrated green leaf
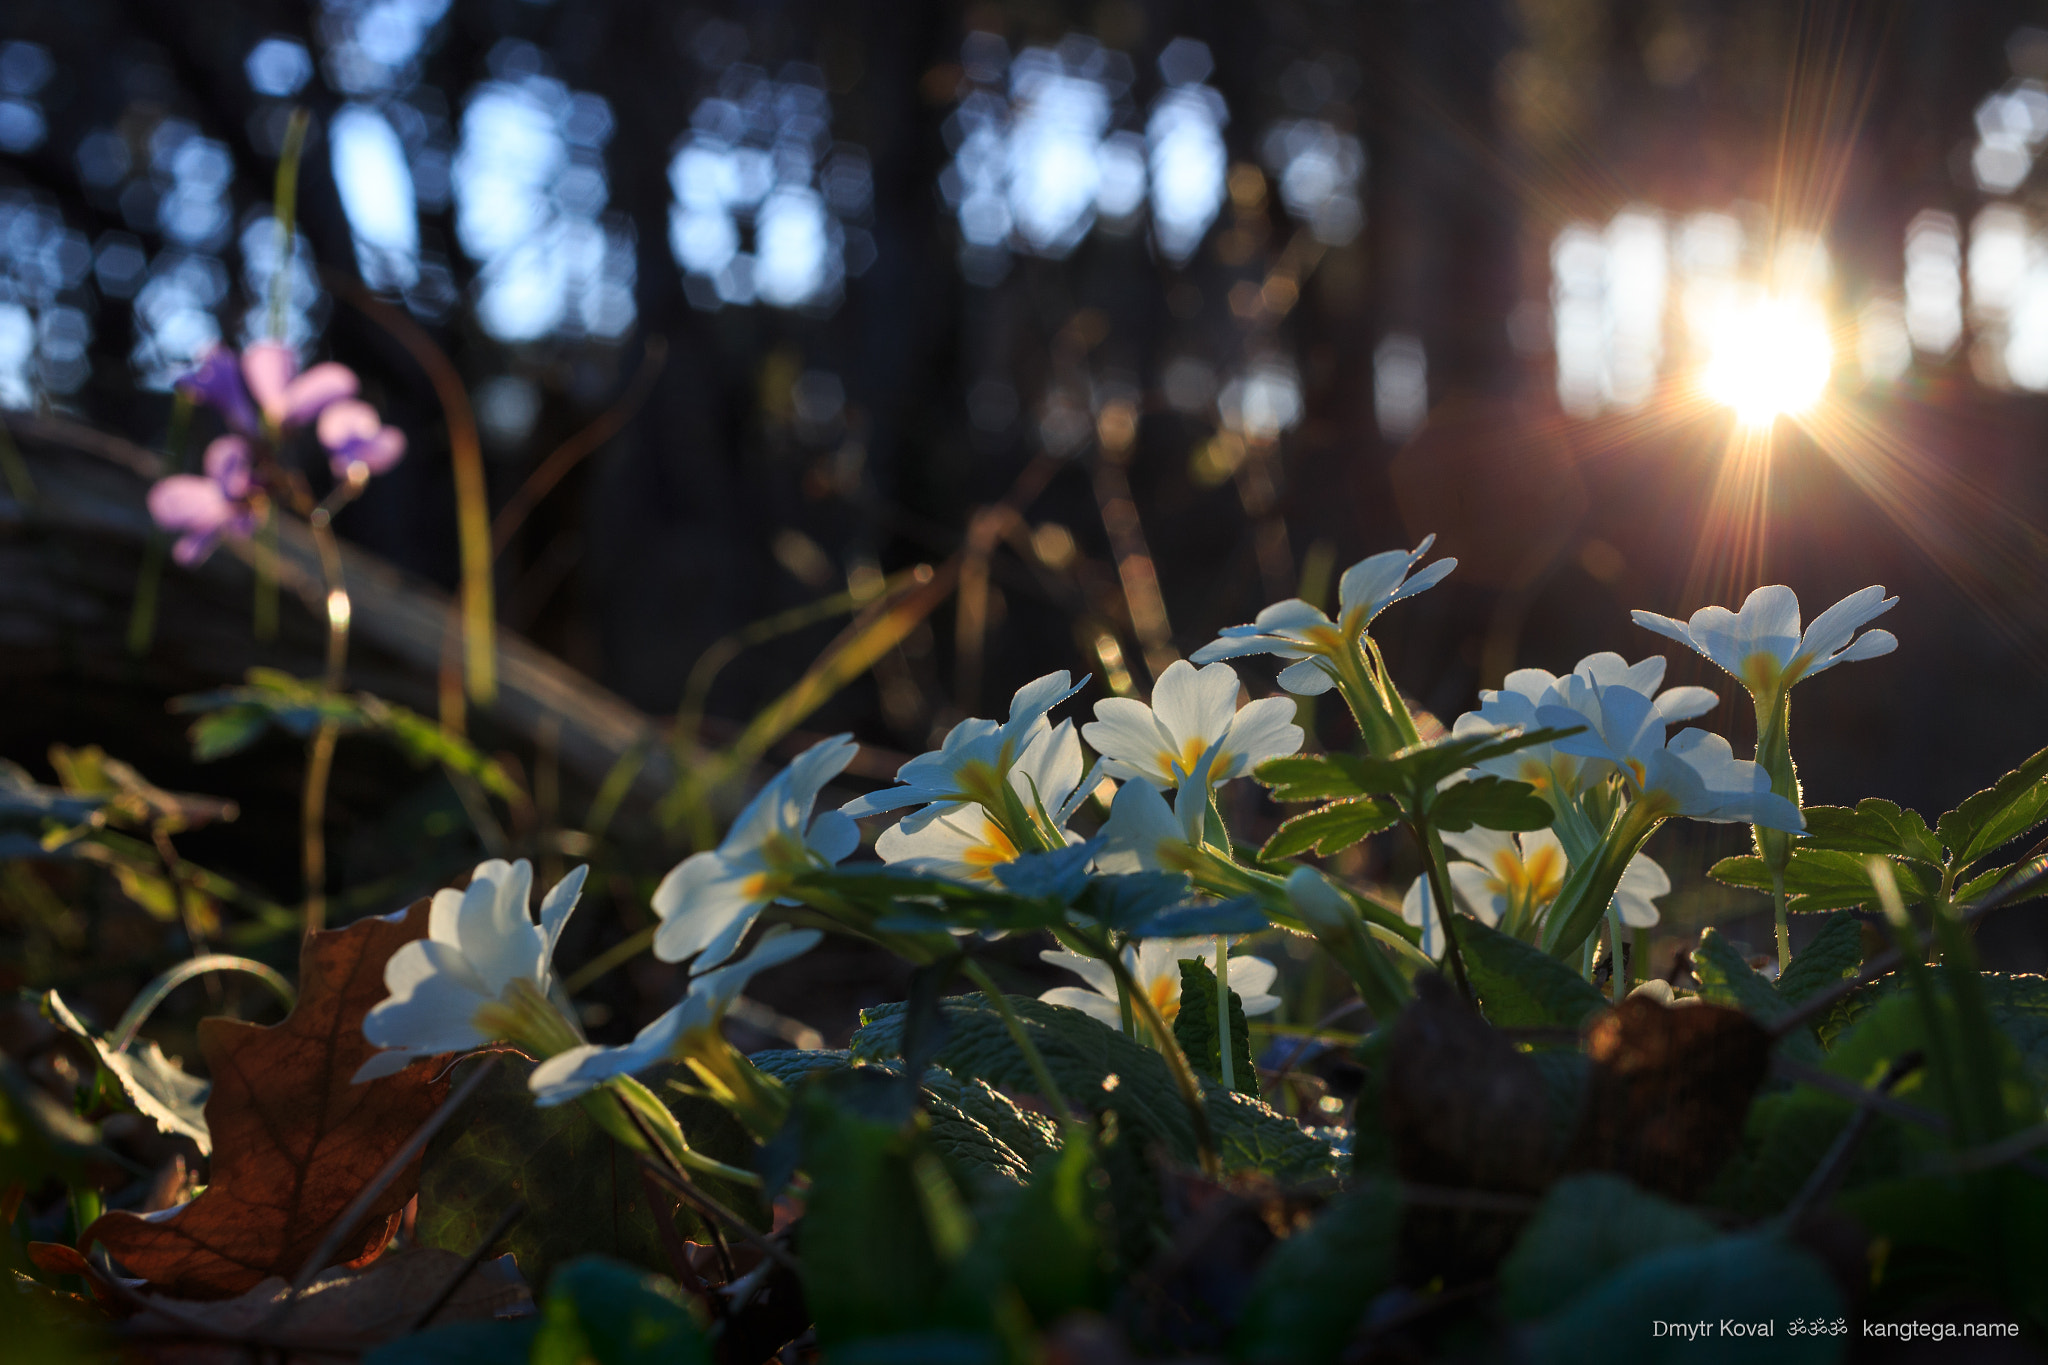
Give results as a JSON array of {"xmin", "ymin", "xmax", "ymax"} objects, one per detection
[
  {"xmin": 1524, "ymin": 1234, "xmax": 1843, "ymax": 1365},
  {"xmin": 1500, "ymin": 1174, "xmax": 1716, "ymax": 1320},
  {"xmin": 1205, "ymin": 1087, "xmax": 1338, "ymax": 1182},
  {"xmin": 750, "ymin": 1049, "xmax": 1054, "ymax": 1196},
  {"xmin": 981, "ymin": 1130, "xmax": 1112, "ymax": 1323},
  {"xmin": 45, "ymin": 991, "xmax": 209, "ymax": 1153},
  {"xmin": 1710, "ymin": 848, "xmax": 1935, "ymax": 911},
  {"xmin": 1459, "ymin": 917, "xmax": 1607, "ymax": 1030},
  {"xmin": 1938, "ymin": 743, "xmax": 2048, "ymax": 869},
  {"xmin": 1694, "ymin": 929, "xmax": 1787, "ymax": 1021},
  {"xmin": 1252, "ymin": 754, "xmax": 1372, "ymax": 803},
  {"xmin": 1261, "ymin": 797, "xmax": 1397, "ymax": 858},
  {"xmin": 1774, "ymin": 912, "xmax": 1864, "ymax": 1006},
  {"xmin": 854, "ymin": 995, "xmax": 1332, "ymax": 1179},
  {"xmin": 1798, "ymin": 800, "xmax": 1944, "ymax": 867},
  {"xmin": 1424, "ymin": 775, "xmax": 1553, "ymax": 833},
  {"xmin": 1173, "ymin": 958, "xmax": 1259, "ymax": 1097},
  {"xmin": 1704, "ymin": 1088, "xmax": 1906, "ymax": 1219},
  {"xmin": 1231, "ymin": 1181, "xmax": 1400, "ymax": 1363},
  {"xmin": 532, "ymin": 1257, "xmax": 711, "ymax": 1365}
]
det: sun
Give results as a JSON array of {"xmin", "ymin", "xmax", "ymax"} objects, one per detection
[{"xmin": 1698, "ymin": 294, "xmax": 1835, "ymax": 427}]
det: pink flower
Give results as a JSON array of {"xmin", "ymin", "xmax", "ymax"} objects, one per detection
[
  {"xmin": 177, "ymin": 342, "xmax": 358, "ymax": 437},
  {"xmin": 240, "ymin": 341, "xmax": 359, "ymax": 430},
  {"xmin": 146, "ymin": 436, "xmax": 261, "ymax": 566},
  {"xmin": 317, "ymin": 399, "xmax": 408, "ymax": 478}
]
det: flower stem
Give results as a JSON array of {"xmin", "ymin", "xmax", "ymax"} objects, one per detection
[
  {"xmin": 1214, "ymin": 935, "xmax": 1234, "ymax": 1093},
  {"xmin": 1771, "ymin": 867, "xmax": 1792, "ymax": 974},
  {"xmin": 1607, "ymin": 901, "xmax": 1628, "ymax": 1003},
  {"xmin": 301, "ymin": 719, "xmax": 338, "ymax": 937},
  {"xmin": 1415, "ymin": 822, "xmax": 1476, "ymax": 1008},
  {"xmin": 963, "ymin": 960, "xmax": 1077, "ymax": 1125},
  {"xmin": 1104, "ymin": 949, "xmax": 1221, "ymax": 1178},
  {"xmin": 269, "ymin": 109, "xmax": 310, "ymax": 342}
]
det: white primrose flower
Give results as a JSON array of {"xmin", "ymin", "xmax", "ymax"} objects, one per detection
[
  {"xmin": 651, "ymin": 735, "xmax": 859, "ymax": 970},
  {"xmin": 1451, "ymin": 652, "xmax": 1716, "ymax": 800},
  {"xmin": 529, "ymin": 927, "xmax": 822, "ymax": 1106},
  {"xmin": 1400, "ymin": 830, "xmax": 1670, "ymax": 958},
  {"xmin": 840, "ymin": 671, "xmax": 1088, "ymax": 830},
  {"xmin": 1038, "ymin": 938, "xmax": 1280, "ymax": 1028},
  {"xmin": 1083, "ymin": 659, "xmax": 1303, "ymax": 789},
  {"xmin": 1190, "ymin": 537, "xmax": 1456, "ymax": 696},
  {"xmin": 1534, "ymin": 683, "xmax": 1803, "ymax": 831},
  {"xmin": 875, "ymin": 720, "xmax": 1094, "ymax": 881},
  {"xmin": 354, "ymin": 859, "xmax": 589, "ymax": 1082},
  {"xmin": 1631, "ymin": 584, "xmax": 1896, "ymax": 702},
  {"xmin": 1092, "ymin": 745, "xmax": 1222, "ymax": 875}
]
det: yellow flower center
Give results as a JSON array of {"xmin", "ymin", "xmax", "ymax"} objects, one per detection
[
  {"xmin": 1158, "ymin": 737, "xmax": 1228, "ymax": 783},
  {"xmin": 1740, "ymin": 651, "xmax": 1786, "ymax": 697},
  {"xmin": 1487, "ymin": 842, "xmax": 1567, "ymax": 906},
  {"xmin": 958, "ymin": 818, "xmax": 1020, "ymax": 881},
  {"xmin": 1148, "ymin": 972, "xmax": 1181, "ymax": 1025}
]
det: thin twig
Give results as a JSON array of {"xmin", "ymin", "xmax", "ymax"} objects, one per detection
[
  {"xmin": 636, "ymin": 1155, "xmax": 800, "ymax": 1276},
  {"xmin": 636, "ymin": 1165, "xmax": 713, "ymax": 1300},
  {"xmin": 1782, "ymin": 1054, "xmax": 1921, "ymax": 1222},
  {"xmin": 1771, "ymin": 1055, "xmax": 1950, "ymax": 1134},
  {"xmin": 491, "ymin": 337, "xmax": 667, "ymax": 555},
  {"xmin": 287, "ymin": 1054, "xmax": 501, "ymax": 1293},
  {"xmin": 403, "ymin": 1198, "xmax": 526, "ymax": 1333}
]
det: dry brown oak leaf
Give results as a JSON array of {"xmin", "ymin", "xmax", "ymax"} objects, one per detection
[{"xmin": 83, "ymin": 898, "xmax": 452, "ymax": 1298}]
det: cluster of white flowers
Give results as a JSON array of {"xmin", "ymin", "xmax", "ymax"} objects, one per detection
[{"xmin": 347, "ymin": 531, "xmax": 1899, "ymax": 1119}]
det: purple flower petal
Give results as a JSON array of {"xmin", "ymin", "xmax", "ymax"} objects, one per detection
[
  {"xmin": 330, "ymin": 426, "xmax": 406, "ymax": 478},
  {"xmin": 241, "ymin": 341, "xmax": 299, "ymax": 422},
  {"xmin": 177, "ymin": 346, "xmax": 260, "ymax": 436},
  {"xmin": 201, "ymin": 435, "xmax": 254, "ymax": 499},
  {"xmin": 317, "ymin": 399, "xmax": 381, "ymax": 450},
  {"xmin": 172, "ymin": 529, "xmax": 223, "ymax": 566},
  {"xmin": 148, "ymin": 474, "xmax": 234, "ymax": 536},
  {"xmin": 279, "ymin": 362, "xmax": 358, "ymax": 426}
]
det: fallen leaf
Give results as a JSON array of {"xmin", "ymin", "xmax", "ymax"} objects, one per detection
[
  {"xmin": 120, "ymin": 1246, "xmax": 530, "ymax": 1362},
  {"xmin": 1566, "ymin": 995, "xmax": 1770, "ymax": 1201},
  {"xmin": 83, "ymin": 900, "xmax": 451, "ymax": 1298}
]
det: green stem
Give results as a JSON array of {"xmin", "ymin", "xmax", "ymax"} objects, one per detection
[
  {"xmin": 301, "ymin": 720, "xmax": 339, "ymax": 937},
  {"xmin": 1104, "ymin": 948, "xmax": 1221, "ymax": 1178},
  {"xmin": 964, "ymin": 960, "xmax": 1077, "ymax": 1124},
  {"xmin": 1214, "ymin": 935, "xmax": 1234, "ymax": 1093},
  {"xmin": 110, "ymin": 955, "xmax": 296, "ymax": 1051},
  {"xmin": 1770, "ymin": 868, "xmax": 1792, "ymax": 974},
  {"xmin": 1607, "ymin": 901, "xmax": 1628, "ymax": 1004},
  {"xmin": 269, "ymin": 109, "xmax": 311, "ymax": 340},
  {"xmin": 1416, "ymin": 822, "xmax": 1476, "ymax": 1006},
  {"xmin": 253, "ymin": 512, "xmax": 280, "ymax": 640}
]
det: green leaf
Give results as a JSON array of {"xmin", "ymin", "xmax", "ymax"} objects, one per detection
[
  {"xmin": 1459, "ymin": 917, "xmax": 1607, "ymax": 1030},
  {"xmin": 1070, "ymin": 872, "xmax": 1198, "ymax": 933},
  {"xmin": 794, "ymin": 1070, "xmax": 951, "ymax": 1345},
  {"xmin": 1253, "ymin": 728, "xmax": 1582, "ymax": 811},
  {"xmin": 1693, "ymin": 929, "xmax": 1786, "ymax": 1023},
  {"xmin": 1260, "ymin": 797, "xmax": 1397, "ymax": 858},
  {"xmin": 856, "ymin": 995, "xmax": 1193, "ymax": 1156},
  {"xmin": 750, "ymin": 1050, "xmax": 1054, "ymax": 1198},
  {"xmin": 531, "ymin": 1257, "xmax": 711, "ymax": 1365},
  {"xmin": 363, "ymin": 1321, "xmax": 540, "ymax": 1365},
  {"xmin": 1704, "ymin": 1088, "xmax": 1904, "ymax": 1219},
  {"xmin": 1797, "ymin": 800, "xmax": 1943, "ymax": 867},
  {"xmin": 1423, "ymin": 775, "xmax": 1553, "ymax": 833},
  {"xmin": 1710, "ymin": 848, "xmax": 1935, "ymax": 911},
  {"xmin": 1524, "ymin": 1234, "xmax": 1844, "ymax": 1365},
  {"xmin": 1205, "ymin": 1087, "xmax": 1340, "ymax": 1183},
  {"xmin": 854, "ymin": 995, "xmax": 1333, "ymax": 1179},
  {"xmin": 1774, "ymin": 912, "xmax": 1864, "ymax": 1006},
  {"xmin": 981, "ymin": 1130, "xmax": 1113, "ymax": 1324},
  {"xmin": 1937, "ymin": 743, "xmax": 2048, "ymax": 869},
  {"xmin": 185, "ymin": 706, "xmax": 273, "ymax": 762},
  {"xmin": 416, "ymin": 1057, "xmax": 756, "ymax": 1288},
  {"xmin": 1251, "ymin": 753, "xmax": 1372, "ymax": 803},
  {"xmin": 1173, "ymin": 958, "xmax": 1260, "ymax": 1097},
  {"xmin": 1230, "ymin": 1181, "xmax": 1400, "ymax": 1364},
  {"xmin": 1978, "ymin": 973, "xmax": 2048, "ymax": 1093},
  {"xmin": 1500, "ymin": 1174, "xmax": 1716, "ymax": 1320}
]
